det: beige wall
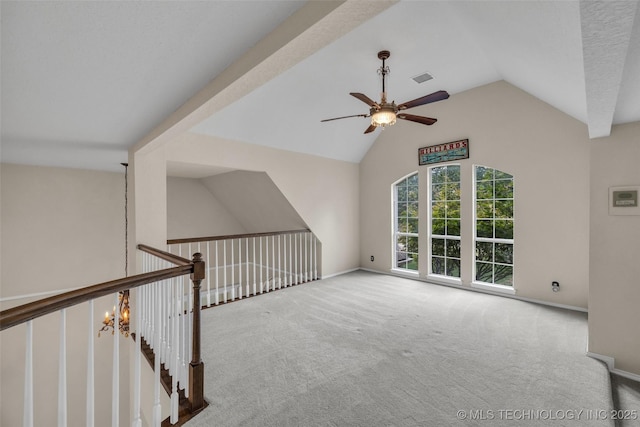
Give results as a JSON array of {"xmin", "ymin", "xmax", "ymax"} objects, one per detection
[
  {"xmin": 164, "ymin": 133, "xmax": 360, "ymax": 277},
  {"xmin": 360, "ymin": 81, "xmax": 591, "ymax": 309},
  {"xmin": 588, "ymin": 121, "xmax": 640, "ymax": 374},
  {"xmin": 0, "ymin": 163, "xmax": 129, "ymax": 427},
  {"xmin": 167, "ymin": 176, "xmax": 246, "ymax": 240}
]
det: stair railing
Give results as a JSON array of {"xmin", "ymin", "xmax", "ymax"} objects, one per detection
[
  {"xmin": 167, "ymin": 229, "xmax": 320, "ymax": 307},
  {"xmin": 0, "ymin": 244, "xmax": 205, "ymax": 427}
]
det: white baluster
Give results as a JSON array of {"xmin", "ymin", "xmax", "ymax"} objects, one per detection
[
  {"xmin": 223, "ymin": 240, "xmax": 228, "ymax": 302},
  {"xmin": 283, "ymin": 234, "xmax": 287, "ymax": 287},
  {"xmin": 58, "ymin": 309, "xmax": 67, "ymax": 427},
  {"xmin": 278, "ymin": 235, "xmax": 282, "ymax": 289},
  {"xmin": 112, "ymin": 293, "xmax": 120, "ymax": 427},
  {"xmin": 152, "ymin": 284, "xmax": 162, "ymax": 427},
  {"xmin": 238, "ymin": 238, "xmax": 242, "ymax": 299},
  {"xmin": 215, "ymin": 241, "xmax": 219, "ymax": 305},
  {"xmin": 259, "ymin": 237, "xmax": 263, "ymax": 293},
  {"xmin": 294, "ymin": 233, "xmax": 299, "ymax": 285},
  {"xmin": 206, "ymin": 241, "xmax": 211, "ymax": 307},
  {"xmin": 87, "ymin": 301, "xmax": 95, "ymax": 427},
  {"xmin": 132, "ymin": 288, "xmax": 142, "ymax": 427},
  {"xmin": 245, "ymin": 238, "xmax": 250, "ymax": 297},
  {"xmin": 24, "ymin": 320, "xmax": 33, "ymax": 427},
  {"xmin": 272, "ymin": 235, "xmax": 276, "ymax": 290},
  {"xmin": 265, "ymin": 236, "xmax": 270, "ymax": 292},
  {"xmin": 252, "ymin": 237, "xmax": 257, "ymax": 296},
  {"xmin": 289, "ymin": 234, "xmax": 293, "ymax": 286},
  {"xmin": 232, "ymin": 238, "xmax": 237, "ymax": 300},
  {"xmin": 305, "ymin": 232, "xmax": 309, "ymax": 282},
  {"xmin": 170, "ymin": 279, "xmax": 179, "ymax": 424}
]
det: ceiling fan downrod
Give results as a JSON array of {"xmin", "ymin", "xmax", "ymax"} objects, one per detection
[{"xmin": 377, "ymin": 50, "xmax": 391, "ymax": 103}]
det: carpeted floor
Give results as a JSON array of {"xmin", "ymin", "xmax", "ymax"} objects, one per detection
[{"xmin": 186, "ymin": 270, "xmax": 613, "ymax": 426}]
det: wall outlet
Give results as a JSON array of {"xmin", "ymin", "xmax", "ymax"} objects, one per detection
[
  {"xmin": 370, "ymin": 255, "xmax": 374, "ymax": 262},
  {"xmin": 552, "ymin": 281, "xmax": 560, "ymax": 292}
]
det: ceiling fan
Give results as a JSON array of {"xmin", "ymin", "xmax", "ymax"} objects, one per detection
[{"xmin": 321, "ymin": 50, "xmax": 449, "ymax": 134}]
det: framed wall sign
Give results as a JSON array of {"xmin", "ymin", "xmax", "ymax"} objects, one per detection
[
  {"xmin": 419, "ymin": 139, "xmax": 469, "ymax": 166},
  {"xmin": 609, "ymin": 186, "xmax": 640, "ymax": 216}
]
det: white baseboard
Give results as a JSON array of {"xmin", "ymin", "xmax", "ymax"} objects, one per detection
[
  {"xmin": 586, "ymin": 351, "xmax": 640, "ymax": 382},
  {"xmin": 359, "ymin": 268, "xmax": 587, "ymax": 313},
  {"xmin": 321, "ymin": 268, "xmax": 360, "ymax": 280}
]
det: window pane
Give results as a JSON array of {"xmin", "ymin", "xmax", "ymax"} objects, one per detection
[
  {"xmin": 407, "ymin": 254, "xmax": 419, "ymax": 271},
  {"xmin": 495, "ymin": 200, "xmax": 513, "ymax": 219},
  {"xmin": 407, "ymin": 218, "xmax": 419, "ymax": 234},
  {"xmin": 446, "ymin": 201, "xmax": 460, "ymax": 219},
  {"xmin": 476, "ymin": 262, "xmax": 493, "ymax": 282},
  {"xmin": 397, "ymin": 201, "xmax": 407, "ymax": 218},
  {"xmin": 407, "ymin": 186, "xmax": 419, "ymax": 201},
  {"xmin": 445, "ymin": 182, "xmax": 460, "ymax": 200},
  {"xmin": 495, "ymin": 220, "xmax": 513, "ymax": 239},
  {"xmin": 432, "ymin": 257, "xmax": 445, "ymax": 275},
  {"xmin": 432, "ymin": 201, "xmax": 446, "ymax": 218},
  {"xmin": 475, "ymin": 241, "xmax": 493, "ymax": 262},
  {"xmin": 476, "ymin": 201, "xmax": 493, "ymax": 219},
  {"xmin": 432, "ymin": 184, "xmax": 445, "ymax": 201},
  {"xmin": 432, "ymin": 238, "xmax": 445, "ymax": 256},
  {"xmin": 406, "ymin": 236, "xmax": 419, "ymax": 253},
  {"xmin": 407, "ymin": 174, "xmax": 419, "ymax": 186},
  {"xmin": 397, "ymin": 235, "xmax": 407, "ymax": 250},
  {"xmin": 476, "ymin": 181, "xmax": 494, "ymax": 199},
  {"xmin": 408, "ymin": 202, "xmax": 419, "ymax": 218},
  {"xmin": 446, "ymin": 219, "xmax": 460, "ymax": 236},
  {"xmin": 495, "ymin": 179, "xmax": 513, "ymax": 199},
  {"xmin": 446, "ymin": 165, "xmax": 461, "ymax": 182},
  {"xmin": 494, "ymin": 265, "xmax": 513, "ymax": 286},
  {"xmin": 494, "ymin": 170, "xmax": 513, "ymax": 180},
  {"xmin": 476, "ymin": 166, "xmax": 493, "ymax": 181},
  {"xmin": 446, "ymin": 239, "xmax": 461, "ymax": 258},
  {"xmin": 447, "ymin": 258, "xmax": 461, "ymax": 278},
  {"xmin": 495, "ymin": 243, "xmax": 513, "ymax": 264},
  {"xmin": 477, "ymin": 220, "xmax": 493, "ymax": 238},
  {"xmin": 397, "ymin": 185, "xmax": 407, "ymax": 201},
  {"xmin": 432, "ymin": 168, "xmax": 446, "ymax": 184},
  {"xmin": 432, "ymin": 218, "xmax": 445, "ymax": 235},
  {"xmin": 397, "ymin": 217, "xmax": 408, "ymax": 233}
]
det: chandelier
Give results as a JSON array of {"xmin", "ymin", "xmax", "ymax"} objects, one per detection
[
  {"xmin": 99, "ymin": 162, "xmax": 131, "ymax": 338},
  {"xmin": 99, "ymin": 291, "xmax": 130, "ymax": 337}
]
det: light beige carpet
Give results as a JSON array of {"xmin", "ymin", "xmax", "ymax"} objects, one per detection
[{"xmin": 186, "ymin": 270, "xmax": 613, "ymax": 426}]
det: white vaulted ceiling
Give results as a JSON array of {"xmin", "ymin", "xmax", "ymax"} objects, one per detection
[{"xmin": 2, "ymin": 1, "xmax": 639, "ymax": 172}]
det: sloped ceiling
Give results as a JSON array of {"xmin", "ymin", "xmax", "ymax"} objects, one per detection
[{"xmin": 1, "ymin": 1, "xmax": 639, "ymax": 172}]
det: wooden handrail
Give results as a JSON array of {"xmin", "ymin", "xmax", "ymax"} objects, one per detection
[
  {"xmin": 0, "ymin": 264, "xmax": 193, "ymax": 331},
  {"xmin": 167, "ymin": 228, "xmax": 311, "ymax": 245},
  {"xmin": 137, "ymin": 243, "xmax": 191, "ymax": 265}
]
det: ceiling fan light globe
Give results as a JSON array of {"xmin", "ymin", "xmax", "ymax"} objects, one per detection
[{"xmin": 371, "ymin": 110, "xmax": 397, "ymax": 127}]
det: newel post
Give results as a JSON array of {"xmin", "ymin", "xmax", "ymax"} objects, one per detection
[{"xmin": 189, "ymin": 252, "xmax": 205, "ymax": 412}]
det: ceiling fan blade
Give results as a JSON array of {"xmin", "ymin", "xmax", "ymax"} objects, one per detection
[
  {"xmin": 397, "ymin": 113, "xmax": 437, "ymax": 126},
  {"xmin": 364, "ymin": 124, "xmax": 377, "ymax": 134},
  {"xmin": 321, "ymin": 113, "xmax": 368, "ymax": 122},
  {"xmin": 350, "ymin": 92, "xmax": 380, "ymax": 108},
  {"xmin": 397, "ymin": 90, "xmax": 449, "ymax": 110}
]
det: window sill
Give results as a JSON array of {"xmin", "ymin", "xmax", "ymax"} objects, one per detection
[
  {"xmin": 426, "ymin": 274, "xmax": 462, "ymax": 287},
  {"xmin": 390, "ymin": 268, "xmax": 419, "ymax": 277},
  {"xmin": 471, "ymin": 281, "xmax": 516, "ymax": 295}
]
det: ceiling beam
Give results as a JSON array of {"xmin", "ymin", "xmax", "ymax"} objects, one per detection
[
  {"xmin": 132, "ymin": 0, "xmax": 398, "ymax": 156},
  {"xmin": 580, "ymin": 0, "xmax": 639, "ymax": 138}
]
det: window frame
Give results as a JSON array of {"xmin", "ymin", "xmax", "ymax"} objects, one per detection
[
  {"xmin": 427, "ymin": 164, "xmax": 462, "ymax": 284},
  {"xmin": 472, "ymin": 165, "xmax": 515, "ymax": 294},
  {"xmin": 392, "ymin": 172, "xmax": 420, "ymax": 275}
]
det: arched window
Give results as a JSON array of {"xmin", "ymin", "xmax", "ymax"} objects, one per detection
[
  {"xmin": 474, "ymin": 166, "xmax": 514, "ymax": 286},
  {"xmin": 393, "ymin": 173, "xmax": 419, "ymax": 271},
  {"xmin": 429, "ymin": 164, "xmax": 461, "ymax": 278}
]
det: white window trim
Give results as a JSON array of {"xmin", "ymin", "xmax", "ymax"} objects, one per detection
[
  {"xmin": 472, "ymin": 165, "xmax": 515, "ymax": 291},
  {"xmin": 427, "ymin": 164, "xmax": 462, "ymax": 280},
  {"xmin": 392, "ymin": 172, "xmax": 419, "ymax": 272}
]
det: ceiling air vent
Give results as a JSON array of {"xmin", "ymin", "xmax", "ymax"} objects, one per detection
[{"xmin": 412, "ymin": 71, "xmax": 434, "ymax": 84}]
